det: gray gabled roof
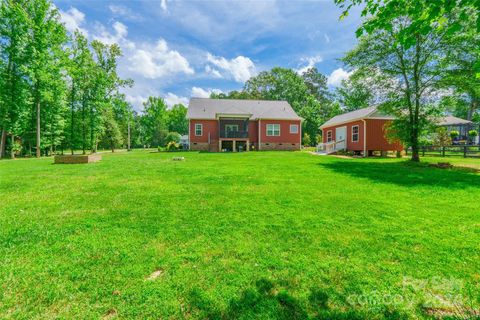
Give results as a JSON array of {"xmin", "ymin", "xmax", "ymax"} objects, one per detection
[
  {"xmin": 320, "ymin": 106, "xmax": 394, "ymax": 129},
  {"xmin": 438, "ymin": 115, "xmax": 472, "ymax": 126},
  {"xmin": 187, "ymin": 98, "xmax": 302, "ymax": 120}
]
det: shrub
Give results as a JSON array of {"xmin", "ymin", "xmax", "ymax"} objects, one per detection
[
  {"xmin": 165, "ymin": 132, "xmax": 181, "ymax": 144},
  {"xmin": 433, "ymin": 127, "xmax": 451, "ymax": 147},
  {"xmin": 468, "ymin": 130, "xmax": 478, "ymax": 138},
  {"xmin": 302, "ymin": 133, "xmax": 311, "ymax": 146},
  {"xmin": 449, "ymin": 130, "xmax": 459, "ymax": 140},
  {"xmin": 166, "ymin": 141, "xmax": 179, "ymax": 151}
]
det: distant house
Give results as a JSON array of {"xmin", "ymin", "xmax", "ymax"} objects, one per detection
[
  {"xmin": 187, "ymin": 98, "xmax": 302, "ymax": 152},
  {"xmin": 438, "ymin": 116, "xmax": 476, "ymax": 144},
  {"xmin": 320, "ymin": 106, "xmax": 402, "ymax": 156}
]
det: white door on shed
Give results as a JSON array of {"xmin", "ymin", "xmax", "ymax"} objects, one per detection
[{"xmin": 335, "ymin": 126, "xmax": 347, "ymax": 150}]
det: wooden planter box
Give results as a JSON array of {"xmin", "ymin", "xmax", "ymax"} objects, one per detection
[{"xmin": 54, "ymin": 154, "xmax": 102, "ymax": 164}]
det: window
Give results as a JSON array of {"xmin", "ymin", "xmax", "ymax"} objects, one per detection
[
  {"xmin": 290, "ymin": 124, "xmax": 299, "ymax": 134},
  {"xmin": 352, "ymin": 125, "xmax": 359, "ymax": 142},
  {"xmin": 266, "ymin": 124, "xmax": 280, "ymax": 136},
  {"xmin": 195, "ymin": 123, "xmax": 203, "ymax": 136},
  {"xmin": 327, "ymin": 130, "xmax": 332, "ymax": 142}
]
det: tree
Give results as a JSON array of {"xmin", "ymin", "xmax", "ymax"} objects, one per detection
[
  {"xmin": 167, "ymin": 104, "xmax": 188, "ymax": 134},
  {"xmin": 25, "ymin": 0, "xmax": 67, "ymax": 158},
  {"xmin": 141, "ymin": 97, "xmax": 169, "ymax": 147},
  {"xmin": 335, "ymin": 0, "xmax": 480, "ymax": 46},
  {"xmin": 335, "ymin": 69, "xmax": 374, "ymax": 112},
  {"xmin": 343, "ymin": 16, "xmax": 451, "ymax": 161},
  {"xmin": 0, "ymin": 0, "xmax": 30, "ymax": 159},
  {"xmin": 440, "ymin": 10, "xmax": 480, "ymax": 122},
  {"xmin": 301, "ymin": 67, "xmax": 331, "ymax": 105}
]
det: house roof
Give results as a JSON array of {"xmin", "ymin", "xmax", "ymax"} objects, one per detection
[
  {"xmin": 320, "ymin": 106, "xmax": 394, "ymax": 129},
  {"xmin": 187, "ymin": 98, "xmax": 302, "ymax": 120},
  {"xmin": 438, "ymin": 115, "xmax": 472, "ymax": 126}
]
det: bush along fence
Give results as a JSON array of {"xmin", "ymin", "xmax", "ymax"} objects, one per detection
[{"xmin": 406, "ymin": 145, "xmax": 480, "ymax": 158}]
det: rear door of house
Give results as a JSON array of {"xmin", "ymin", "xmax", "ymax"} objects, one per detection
[{"xmin": 335, "ymin": 126, "xmax": 346, "ymax": 150}]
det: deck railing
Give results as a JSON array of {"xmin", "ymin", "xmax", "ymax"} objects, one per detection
[
  {"xmin": 219, "ymin": 130, "xmax": 249, "ymax": 139},
  {"xmin": 316, "ymin": 140, "xmax": 345, "ymax": 154}
]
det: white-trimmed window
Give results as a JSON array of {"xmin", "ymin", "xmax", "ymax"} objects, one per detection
[
  {"xmin": 352, "ymin": 125, "xmax": 359, "ymax": 142},
  {"xmin": 266, "ymin": 124, "xmax": 280, "ymax": 136},
  {"xmin": 327, "ymin": 130, "xmax": 332, "ymax": 142},
  {"xmin": 290, "ymin": 124, "xmax": 299, "ymax": 134},
  {"xmin": 195, "ymin": 123, "xmax": 203, "ymax": 136}
]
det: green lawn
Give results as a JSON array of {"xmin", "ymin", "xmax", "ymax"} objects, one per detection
[{"xmin": 1, "ymin": 151, "xmax": 479, "ymax": 319}]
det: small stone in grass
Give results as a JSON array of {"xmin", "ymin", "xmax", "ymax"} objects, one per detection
[
  {"xmin": 146, "ymin": 269, "xmax": 163, "ymax": 281},
  {"xmin": 112, "ymin": 290, "xmax": 121, "ymax": 296},
  {"xmin": 173, "ymin": 157, "xmax": 185, "ymax": 161}
]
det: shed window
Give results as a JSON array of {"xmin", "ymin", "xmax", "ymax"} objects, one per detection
[
  {"xmin": 195, "ymin": 123, "xmax": 203, "ymax": 136},
  {"xmin": 352, "ymin": 125, "xmax": 359, "ymax": 142},
  {"xmin": 266, "ymin": 124, "xmax": 280, "ymax": 136},
  {"xmin": 290, "ymin": 124, "xmax": 299, "ymax": 134},
  {"xmin": 327, "ymin": 130, "xmax": 332, "ymax": 142}
]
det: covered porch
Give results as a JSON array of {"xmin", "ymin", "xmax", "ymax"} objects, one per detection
[{"xmin": 216, "ymin": 113, "xmax": 252, "ymax": 152}]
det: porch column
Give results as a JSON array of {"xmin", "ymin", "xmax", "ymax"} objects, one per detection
[
  {"xmin": 233, "ymin": 140, "xmax": 236, "ymax": 152},
  {"xmin": 219, "ymin": 140, "xmax": 222, "ymax": 152},
  {"xmin": 246, "ymin": 140, "xmax": 250, "ymax": 151}
]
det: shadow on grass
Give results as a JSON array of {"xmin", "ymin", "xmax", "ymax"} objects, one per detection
[
  {"xmin": 318, "ymin": 160, "xmax": 479, "ymax": 189},
  {"xmin": 186, "ymin": 279, "xmax": 408, "ymax": 320}
]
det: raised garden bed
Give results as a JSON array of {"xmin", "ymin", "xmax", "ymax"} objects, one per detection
[{"xmin": 54, "ymin": 154, "xmax": 102, "ymax": 164}]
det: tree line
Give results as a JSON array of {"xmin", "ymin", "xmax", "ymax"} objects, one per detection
[{"xmin": 0, "ymin": 0, "xmax": 189, "ymax": 159}]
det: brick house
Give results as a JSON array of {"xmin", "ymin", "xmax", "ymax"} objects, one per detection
[
  {"xmin": 187, "ymin": 98, "xmax": 302, "ymax": 152},
  {"xmin": 320, "ymin": 106, "xmax": 403, "ymax": 156}
]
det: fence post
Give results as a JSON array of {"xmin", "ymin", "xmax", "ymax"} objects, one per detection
[
  {"xmin": 422, "ymin": 146, "xmax": 425, "ymax": 157},
  {"xmin": 464, "ymin": 146, "xmax": 467, "ymax": 158},
  {"xmin": 442, "ymin": 146, "xmax": 445, "ymax": 157}
]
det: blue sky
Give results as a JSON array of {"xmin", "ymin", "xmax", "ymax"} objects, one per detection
[{"xmin": 55, "ymin": 0, "xmax": 362, "ymax": 112}]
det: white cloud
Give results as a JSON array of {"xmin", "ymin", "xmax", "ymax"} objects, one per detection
[
  {"xmin": 205, "ymin": 65, "xmax": 222, "ymax": 78},
  {"xmin": 161, "ymin": 0, "xmax": 168, "ymax": 12},
  {"xmin": 93, "ymin": 21, "xmax": 129, "ymax": 45},
  {"xmin": 59, "ymin": 7, "xmax": 88, "ymax": 36},
  {"xmin": 164, "ymin": 92, "xmax": 188, "ymax": 106},
  {"xmin": 109, "ymin": 4, "xmax": 143, "ymax": 21},
  {"xmin": 128, "ymin": 39, "xmax": 194, "ymax": 79},
  {"xmin": 324, "ymin": 34, "xmax": 331, "ymax": 43},
  {"xmin": 191, "ymin": 87, "xmax": 223, "ymax": 98},
  {"xmin": 297, "ymin": 55, "xmax": 323, "ymax": 74},
  {"xmin": 327, "ymin": 68, "xmax": 353, "ymax": 86},
  {"xmin": 125, "ymin": 94, "xmax": 148, "ymax": 110},
  {"xmin": 206, "ymin": 53, "xmax": 256, "ymax": 83}
]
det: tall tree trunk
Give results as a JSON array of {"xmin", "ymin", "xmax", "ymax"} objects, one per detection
[
  {"xmin": 90, "ymin": 105, "xmax": 95, "ymax": 153},
  {"xmin": 36, "ymin": 90, "xmax": 41, "ymax": 158},
  {"xmin": 127, "ymin": 119, "xmax": 131, "ymax": 151},
  {"xmin": 82, "ymin": 96, "xmax": 86, "ymax": 155},
  {"xmin": 70, "ymin": 83, "xmax": 75, "ymax": 155},
  {"xmin": 0, "ymin": 128, "xmax": 6, "ymax": 159},
  {"xmin": 10, "ymin": 134, "xmax": 15, "ymax": 159}
]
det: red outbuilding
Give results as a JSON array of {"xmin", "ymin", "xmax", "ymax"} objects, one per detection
[
  {"xmin": 320, "ymin": 106, "xmax": 403, "ymax": 156},
  {"xmin": 187, "ymin": 98, "xmax": 302, "ymax": 152}
]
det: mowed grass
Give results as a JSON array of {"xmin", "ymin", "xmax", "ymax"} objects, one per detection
[{"xmin": 0, "ymin": 151, "xmax": 479, "ymax": 319}]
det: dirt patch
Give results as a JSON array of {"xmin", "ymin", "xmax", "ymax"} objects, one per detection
[
  {"xmin": 423, "ymin": 306, "xmax": 480, "ymax": 319},
  {"xmin": 146, "ymin": 269, "xmax": 164, "ymax": 281},
  {"xmin": 429, "ymin": 162, "xmax": 454, "ymax": 169},
  {"xmin": 102, "ymin": 308, "xmax": 117, "ymax": 319}
]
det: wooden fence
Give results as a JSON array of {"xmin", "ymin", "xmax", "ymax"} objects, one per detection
[{"xmin": 406, "ymin": 145, "xmax": 480, "ymax": 158}]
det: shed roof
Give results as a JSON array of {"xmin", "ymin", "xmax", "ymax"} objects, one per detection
[
  {"xmin": 187, "ymin": 98, "xmax": 302, "ymax": 120},
  {"xmin": 320, "ymin": 106, "xmax": 394, "ymax": 129}
]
